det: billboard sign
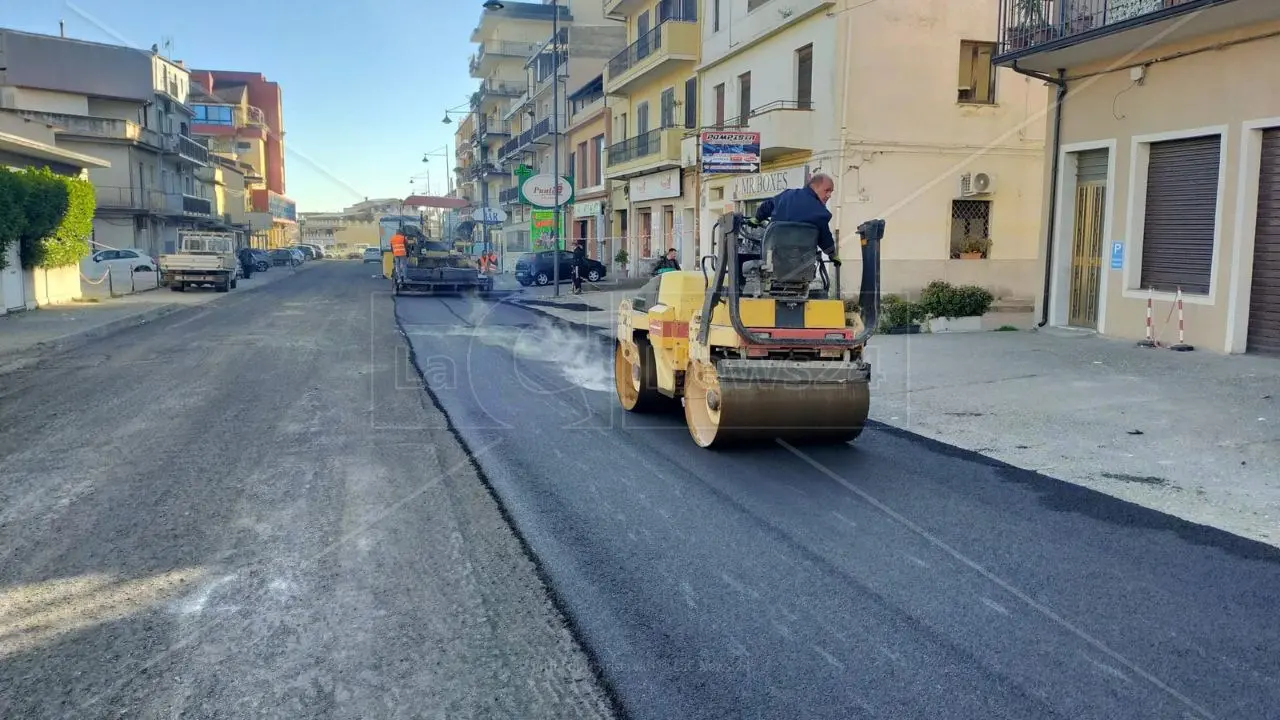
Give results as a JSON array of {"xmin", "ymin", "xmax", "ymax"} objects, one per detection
[
  {"xmin": 521, "ymin": 173, "xmax": 575, "ymax": 208},
  {"xmin": 699, "ymin": 131, "xmax": 761, "ymax": 174}
]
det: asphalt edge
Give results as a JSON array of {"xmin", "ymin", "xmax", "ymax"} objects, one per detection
[
  {"xmin": 0, "ymin": 263, "xmax": 314, "ymax": 371},
  {"xmin": 390, "ymin": 298, "xmax": 632, "ymax": 720}
]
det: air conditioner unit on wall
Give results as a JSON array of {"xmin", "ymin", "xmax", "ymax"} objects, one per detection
[{"xmin": 958, "ymin": 171, "xmax": 995, "ymax": 197}]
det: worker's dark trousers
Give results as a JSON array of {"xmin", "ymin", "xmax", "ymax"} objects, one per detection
[
  {"xmin": 572, "ymin": 266, "xmax": 583, "ymax": 293},
  {"xmin": 241, "ymin": 262, "xmax": 253, "ymax": 279}
]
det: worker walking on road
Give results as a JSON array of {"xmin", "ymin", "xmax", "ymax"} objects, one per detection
[
  {"xmin": 237, "ymin": 246, "xmax": 255, "ymax": 280},
  {"xmin": 571, "ymin": 239, "xmax": 587, "ymax": 294}
]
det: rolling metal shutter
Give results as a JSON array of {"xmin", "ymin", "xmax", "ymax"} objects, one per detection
[
  {"xmin": 1076, "ymin": 149, "xmax": 1108, "ymax": 184},
  {"xmin": 1246, "ymin": 128, "xmax": 1280, "ymax": 356},
  {"xmin": 1140, "ymin": 135, "xmax": 1220, "ymax": 295}
]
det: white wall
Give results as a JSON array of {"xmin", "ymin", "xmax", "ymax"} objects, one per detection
[
  {"xmin": 0, "ymin": 87, "xmax": 88, "ymax": 114},
  {"xmin": 701, "ymin": 0, "xmax": 834, "ymax": 66},
  {"xmin": 699, "ymin": 10, "xmax": 837, "ymax": 149}
]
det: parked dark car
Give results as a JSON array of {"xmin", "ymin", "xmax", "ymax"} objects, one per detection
[
  {"xmin": 247, "ymin": 249, "xmax": 271, "ymax": 273},
  {"xmin": 291, "ymin": 245, "xmax": 315, "ymax": 260},
  {"xmin": 514, "ymin": 250, "xmax": 607, "ymax": 287}
]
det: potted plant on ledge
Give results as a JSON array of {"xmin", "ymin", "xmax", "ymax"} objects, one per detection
[
  {"xmin": 957, "ymin": 237, "xmax": 987, "ymax": 259},
  {"xmin": 877, "ymin": 295, "xmax": 927, "ymax": 335},
  {"xmin": 614, "ymin": 248, "xmax": 629, "ymax": 278},
  {"xmin": 919, "ymin": 280, "xmax": 994, "ymax": 333}
]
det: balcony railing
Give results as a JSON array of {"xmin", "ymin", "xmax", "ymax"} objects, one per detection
[
  {"xmin": 606, "ymin": 129, "xmax": 662, "ymax": 167},
  {"xmin": 166, "ymin": 134, "xmax": 211, "ymax": 165},
  {"xmin": 996, "ymin": 0, "xmax": 1204, "ymax": 56},
  {"xmin": 532, "ymin": 114, "xmax": 568, "ymax": 140},
  {"xmin": 167, "ymin": 193, "xmax": 213, "ymax": 216},
  {"xmin": 499, "ymin": 187, "xmax": 522, "ymax": 204},
  {"xmin": 1, "ymin": 109, "xmax": 162, "ymax": 147},
  {"xmin": 479, "ymin": 79, "xmax": 525, "ymax": 97},
  {"xmin": 606, "ymin": 17, "xmax": 696, "ymax": 79},
  {"xmin": 94, "ymin": 185, "xmax": 167, "ymax": 212}
]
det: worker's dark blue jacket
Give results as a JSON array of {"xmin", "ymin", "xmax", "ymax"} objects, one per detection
[{"xmin": 753, "ymin": 186, "xmax": 837, "ymax": 257}]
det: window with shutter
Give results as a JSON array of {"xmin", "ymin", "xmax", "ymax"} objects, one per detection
[
  {"xmin": 738, "ymin": 72, "xmax": 751, "ymax": 125},
  {"xmin": 684, "ymin": 77, "xmax": 697, "ymax": 128},
  {"xmin": 958, "ymin": 41, "xmax": 996, "ymax": 104},
  {"xmin": 714, "ymin": 83, "xmax": 725, "ymax": 126},
  {"xmin": 661, "ymin": 87, "xmax": 675, "ymax": 128},
  {"xmin": 796, "ymin": 44, "xmax": 813, "ymax": 109},
  {"xmin": 1139, "ymin": 134, "xmax": 1221, "ymax": 295}
]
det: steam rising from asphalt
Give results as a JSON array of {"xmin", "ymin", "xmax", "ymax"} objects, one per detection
[
  {"xmin": 510, "ymin": 319, "xmax": 612, "ymax": 393},
  {"xmin": 446, "ymin": 297, "xmax": 613, "ymax": 394}
]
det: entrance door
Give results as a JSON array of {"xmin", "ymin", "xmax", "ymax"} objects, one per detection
[
  {"xmin": 3, "ymin": 241, "xmax": 25, "ymax": 311},
  {"xmin": 577, "ymin": 219, "xmax": 590, "ymax": 258},
  {"xmin": 1246, "ymin": 128, "xmax": 1280, "ymax": 356},
  {"xmin": 638, "ymin": 210, "xmax": 653, "ymax": 258},
  {"xmin": 1067, "ymin": 148, "xmax": 1108, "ymax": 329}
]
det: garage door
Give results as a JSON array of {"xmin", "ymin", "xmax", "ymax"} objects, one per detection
[
  {"xmin": 1140, "ymin": 135, "xmax": 1221, "ymax": 295},
  {"xmin": 1247, "ymin": 128, "xmax": 1280, "ymax": 356}
]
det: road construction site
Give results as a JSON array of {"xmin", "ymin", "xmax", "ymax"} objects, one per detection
[{"xmin": 2, "ymin": 259, "xmax": 1278, "ymax": 720}]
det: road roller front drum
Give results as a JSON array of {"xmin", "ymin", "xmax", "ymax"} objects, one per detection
[
  {"xmin": 614, "ymin": 337, "xmax": 664, "ymax": 413},
  {"xmin": 683, "ymin": 358, "xmax": 871, "ymax": 449}
]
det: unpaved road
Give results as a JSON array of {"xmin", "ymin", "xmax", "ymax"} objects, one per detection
[
  {"xmin": 394, "ymin": 292, "xmax": 1280, "ymax": 720},
  {"xmin": 0, "ymin": 262, "xmax": 613, "ymax": 719}
]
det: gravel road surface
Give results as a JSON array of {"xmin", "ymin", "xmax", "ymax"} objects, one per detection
[
  {"xmin": 395, "ymin": 293, "xmax": 1280, "ymax": 720},
  {"xmin": 0, "ymin": 262, "xmax": 614, "ymax": 719}
]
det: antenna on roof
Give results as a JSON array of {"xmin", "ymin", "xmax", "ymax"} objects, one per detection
[{"xmin": 59, "ymin": 19, "xmax": 65, "ymax": 37}]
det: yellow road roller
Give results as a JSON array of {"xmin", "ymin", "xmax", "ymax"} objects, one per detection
[{"xmin": 614, "ymin": 212, "xmax": 884, "ymax": 448}]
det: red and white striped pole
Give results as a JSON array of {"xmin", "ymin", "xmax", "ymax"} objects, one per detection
[
  {"xmin": 1170, "ymin": 286, "xmax": 1194, "ymax": 351},
  {"xmin": 1137, "ymin": 286, "xmax": 1157, "ymax": 348}
]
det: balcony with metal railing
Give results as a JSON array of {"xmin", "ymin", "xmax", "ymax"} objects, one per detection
[
  {"xmin": 0, "ymin": 108, "xmax": 162, "ymax": 147},
  {"xmin": 499, "ymin": 187, "xmax": 522, "ymax": 205},
  {"xmin": 604, "ymin": 127, "xmax": 682, "ymax": 180},
  {"xmin": 470, "ymin": 40, "xmax": 541, "ymax": 79},
  {"xmin": 993, "ymin": 0, "xmax": 1270, "ymax": 72},
  {"xmin": 164, "ymin": 134, "xmax": 211, "ymax": 165},
  {"xmin": 166, "ymin": 192, "xmax": 213, "ymax": 217},
  {"xmin": 93, "ymin": 185, "xmax": 167, "ymax": 213},
  {"xmin": 604, "ymin": 17, "xmax": 699, "ymax": 95},
  {"xmin": 531, "ymin": 114, "xmax": 568, "ymax": 140}
]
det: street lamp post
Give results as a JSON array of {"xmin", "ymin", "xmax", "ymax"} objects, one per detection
[{"xmin": 484, "ymin": 0, "xmax": 563, "ymax": 296}]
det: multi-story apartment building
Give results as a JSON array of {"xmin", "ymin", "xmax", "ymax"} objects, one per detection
[
  {"xmin": 563, "ymin": 74, "xmax": 612, "ymax": 262},
  {"xmin": 993, "ymin": 0, "xmax": 1280, "ymax": 356},
  {"xmin": 602, "ymin": 0, "xmax": 702, "ymax": 271},
  {"xmin": 819, "ymin": 0, "xmax": 1046, "ymax": 302},
  {"xmin": 694, "ymin": 0, "xmax": 836, "ymax": 267},
  {"xmin": 498, "ymin": 23, "xmax": 625, "ymax": 253},
  {"xmin": 190, "ymin": 69, "xmax": 295, "ymax": 248},
  {"xmin": 0, "ymin": 28, "xmax": 216, "ymax": 258},
  {"xmin": 467, "ymin": 1, "xmax": 575, "ymax": 253}
]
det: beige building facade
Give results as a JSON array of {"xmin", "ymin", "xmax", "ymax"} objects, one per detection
[
  {"xmin": 994, "ymin": 0, "xmax": 1280, "ymax": 356},
  {"xmin": 828, "ymin": 0, "xmax": 1047, "ymax": 301},
  {"xmin": 564, "ymin": 74, "xmax": 611, "ymax": 262}
]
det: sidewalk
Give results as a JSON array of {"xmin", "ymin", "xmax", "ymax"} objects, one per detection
[
  {"xmin": 0, "ymin": 262, "xmax": 312, "ymax": 369},
  {"xmin": 511, "ymin": 291, "xmax": 1280, "ymax": 548}
]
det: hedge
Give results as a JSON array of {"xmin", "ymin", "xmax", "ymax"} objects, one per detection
[{"xmin": 0, "ymin": 166, "xmax": 94, "ymax": 270}]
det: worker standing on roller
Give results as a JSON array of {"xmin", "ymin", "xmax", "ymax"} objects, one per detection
[{"xmin": 743, "ymin": 173, "xmax": 841, "ymax": 283}]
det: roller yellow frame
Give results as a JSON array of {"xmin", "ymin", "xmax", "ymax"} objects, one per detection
[{"xmin": 615, "ymin": 213, "xmax": 885, "ymax": 449}]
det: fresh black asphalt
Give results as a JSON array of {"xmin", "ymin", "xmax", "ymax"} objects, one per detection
[{"xmin": 395, "ymin": 291, "xmax": 1280, "ymax": 720}]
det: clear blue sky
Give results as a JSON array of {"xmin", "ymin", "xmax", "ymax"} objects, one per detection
[{"xmin": 8, "ymin": 1, "xmax": 481, "ymax": 212}]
